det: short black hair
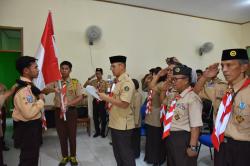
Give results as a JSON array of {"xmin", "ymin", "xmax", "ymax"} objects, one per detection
[
  {"xmin": 196, "ymin": 69, "xmax": 203, "ymax": 75},
  {"xmin": 132, "ymin": 79, "xmax": 139, "ymax": 90},
  {"xmin": 60, "ymin": 61, "xmax": 72, "ymax": 70},
  {"xmin": 16, "ymin": 56, "xmax": 37, "ymax": 75},
  {"xmin": 96, "ymin": 68, "xmax": 103, "ymax": 74}
]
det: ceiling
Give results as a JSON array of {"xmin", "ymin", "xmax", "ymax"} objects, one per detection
[{"xmin": 100, "ymin": 0, "xmax": 250, "ymax": 24}]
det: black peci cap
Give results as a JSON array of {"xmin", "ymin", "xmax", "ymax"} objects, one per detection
[
  {"xmin": 173, "ymin": 65, "xmax": 192, "ymax": 77},
  {"xmin": 221, "ymin": 49, "xmax": 248, "ymax": 61},
  {"xmin": 109, "ymin": 55, "xmax": 127, "ymax": 64}
]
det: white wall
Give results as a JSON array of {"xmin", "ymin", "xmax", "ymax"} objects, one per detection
[
  {"xmin": 242, "ymin": 22, "xmax": 250, "ymax": 47},
  {"xmin": 0, "ymin": 0, "xmax": 244, "ymax": 77},
  {"xmin": 0, "ymin": 0, "xmax": 246, "ymax": 106}
]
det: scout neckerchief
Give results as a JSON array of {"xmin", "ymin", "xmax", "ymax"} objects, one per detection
[
  {"xmin": 145, "ymin": 89, "xmax": 153, "ymax": 114},
  {"xmin": 15, "ymin": 79, "xmax": 47, "ymax": 129},
  {"xmin": 60, "ymin": 80, "xmax": 67, "ymax": 119},
  {"xmin": 106, "ymin": 79, "xmax": 117, "ymax": 111},
  {"xmin": 211, "ymin": 78, "xmax": 250, "ymax": 151},
  {"xmin": 162, "ymin": 87, "xmax": 193, "ymax": 139}
]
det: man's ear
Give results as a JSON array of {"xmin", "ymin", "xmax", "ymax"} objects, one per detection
[
  {"xmin": 23, "ymin": 67, "xmax": 29, "ymax": 75},
  {"xmin": 241, "ymin": 63, "xmax": 249, "ymax": 73}
]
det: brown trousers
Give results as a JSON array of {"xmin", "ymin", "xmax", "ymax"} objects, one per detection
[
  {"xmin": 55, "ymin": 108, "xmax": 77, "ymax": 157},
  {"xmin": 214, "ymin": 137, "xmax": 250, "ymax": 166},
  {"xmin": 165, "ymin": 131, "xmax": 197, "ymax": 166}
]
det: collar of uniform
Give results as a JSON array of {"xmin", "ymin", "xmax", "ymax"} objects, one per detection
[
  {"xmin": 20, "ymin": 76, "xmax": 32, "ymax": 83},
  {"xmin": 95, "ymin": 79, "xmax": 104, "ymax": 83},
  {"xmin": 179, "ymin": 86, "xmax": 192, "ymax": 98},
  {"xmin": 117, "ymin": 72, "xmax": 128, "ymax": 82},
  {"xmin": 62, "ymin": 77, "xmax": 71, "ymax": 84},
  {"xmin": 232, "ymin": 77, "xmax": 248, "ymax": 92}
]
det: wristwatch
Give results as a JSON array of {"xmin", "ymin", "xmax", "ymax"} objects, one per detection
[{"xmin": 188, "ymin": 145, "xmax": 198, "ymax": 152}]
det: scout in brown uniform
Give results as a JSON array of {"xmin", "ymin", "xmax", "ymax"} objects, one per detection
[
  {"xmin": 12, "ymin": 56, "xmax": 45, "ymax": 166},
  {"xmin": 98, "ymin": 55, "xmax": 136, "ymax": 166},
  {"xmin": 144, "ymin": 67, "xmax": 166, "ymax": 166},
  {"xmin": 194, "ymin": 49, "xmax": 250, "ymax": 166},
  {"xmin": 43, "ymin": 61, "xmax": 82, "ymax": 166},
  {"xmin": 131, "ymin": 78, "xmax": 143, "ymax": 158},
  {"xmin": 164, "ymin": 65, "xmax": 203, "ymax": 166},
  {"xmin": 0, "ymin": 83, "xmax": 10, "ymax": 151},
  {"xmin": 194, "ymin": 71, "xmax": 227, "ymax": 118},
  {"xmin": 83, "ymin": 68, "xmax": 108, "ymax": 137},
  {"xmin": 0, "ymin": 86, "xmax": 15, "ymax": 166},
  {"xmin": 194, "ymin": 74, "xmax": 227, "ymax": 133}
]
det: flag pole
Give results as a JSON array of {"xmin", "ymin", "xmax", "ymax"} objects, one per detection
[{"xmin": 58, "ymin": 80, "xmax": 66, "ymax": 121}]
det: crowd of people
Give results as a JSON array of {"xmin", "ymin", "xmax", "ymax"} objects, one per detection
[{"xmin": 0, "ymin": 48, "xmax": 249, "ymax": 166}]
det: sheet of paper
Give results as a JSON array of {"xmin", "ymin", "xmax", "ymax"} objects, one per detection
[{"xmin": 85, "ymin": 85, "xmax": 101, "ymax": 100}]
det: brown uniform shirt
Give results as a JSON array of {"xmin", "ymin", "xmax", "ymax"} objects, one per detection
[
  {"xmin": 199, "ymin": 77, "xmax": 227, "ymax": 118},
  {"xmin": 170, "ymin": 86, "xmax": 203, "ymax": 132},
  {"xmin": 47, "ymin": 77, "xmax": 82, "ymax": 107},
  {"xmin": 145, "ymin": 82, "xmax": 163, "ymax": 127},
  {"xmin": 131, "ymin": 90, "xmax": 143, "ymax": 128},
  {"xmin": 12, "ymin": 77, "xmax": 44, "ymax": 122},
  {"xmin": 224, "ymin": 77, "xmax": 250, "ymax": 141},
  {"xmin": 109, "ymin": 73, "xmax": 135, "ymax": 130},
  {"xmin": 88, "ymin": 79, "xmax": 109, "ymax": 93}
]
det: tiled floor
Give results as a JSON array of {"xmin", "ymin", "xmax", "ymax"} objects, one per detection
[{"xmin": 3, "ymin": 120, "xmax": 213, "ymax": 166}]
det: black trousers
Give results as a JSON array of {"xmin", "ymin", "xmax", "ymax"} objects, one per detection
[
  {"xmin": 55, "ymin": 108, "xmax": 77, "ymax": 157},
  {"xmin": 165, "ymin": 131, "xmax": 197, "ymax": 166},
  {"xmin": 15, "ymin": 119, "xmax": 42, "ymax": 166},
  {"xmin": 144, "ymin": 124, "xmax": 166, "ymax": 165},
  {"xmin": 0, "ymin": 137, "xmax": 3, "ymax": 166},
  {"xmin": 132, "ymin": 128, "xmax": 141, "ymax": 158},
  {"xmin": 1, "ymin": 107, "xmax": 6, "ymax": 145},
  {"xmin": 214, "ymin": 137, "xmax": 250, "ymax": 166},
  {"xmin": 92, "ymin": 100, "xmax": 107, "ymax": 135},
  {"xmin": 111, "ymin": 128, "xmax": 136, "ymax": 166}
]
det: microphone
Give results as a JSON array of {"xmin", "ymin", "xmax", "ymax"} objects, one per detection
[{"xmin": 107, "ymin": 75, "xmax": 112, "ymax": 93}]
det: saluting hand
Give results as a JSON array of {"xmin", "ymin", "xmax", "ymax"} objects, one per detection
[
  {"xmin": 157, "ymin": 68, "xmax": 168, "ymax": 77},
  {"xmin": 203, "ymin": 63, "xmax": 220, "ymax": 79}
]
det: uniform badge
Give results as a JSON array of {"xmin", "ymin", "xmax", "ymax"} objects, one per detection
[
  {"xmin": 207, "ymin": 82, "xmax": 214, "ymax": 87},
  {"xmin": 174, "ymin": 114, "xmax": 180, "ymax": 120},
  {"xmin": 124, "ymin": 86, "xmax": 130, "ymax": 91},
  {"xmin": 239, "ymin": 102, "xmax": 246, "ymax": 110},
  {"xmin": 230, "ymin": 50, "xmax": 236, "ymax": 57},
  {"xmin": 26, "ymin": 95, "xmax": 33, "ymax": 103},
  {"xmin": 235, "ymin": 115, "xmax": 244, "ymax": 123},
  {"xmin": 175, "ymin": 67, "xmax": 180, "ymax": 73}
]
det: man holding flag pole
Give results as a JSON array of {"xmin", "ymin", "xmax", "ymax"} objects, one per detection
[
  {"xmin": 43, "ymin": 61, "xmax": 82, "ymax": 166},
  {"xmin": 33, "ymin": 12, "xmax": 82, "ymax": 166}
]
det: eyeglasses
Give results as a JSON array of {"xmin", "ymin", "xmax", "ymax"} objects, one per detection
[{"xmin": 172, "ymin": 77, "xmax": 187, "ymax": 82}]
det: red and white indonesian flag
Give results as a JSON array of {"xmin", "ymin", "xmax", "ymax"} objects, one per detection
[
  {"xmin": 33, "ymin": 12, "xmax": 62, "ymax": 129},
  {"xmin": 34, "ymin": 12, "xmax": 61, "ymax": 89}
]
